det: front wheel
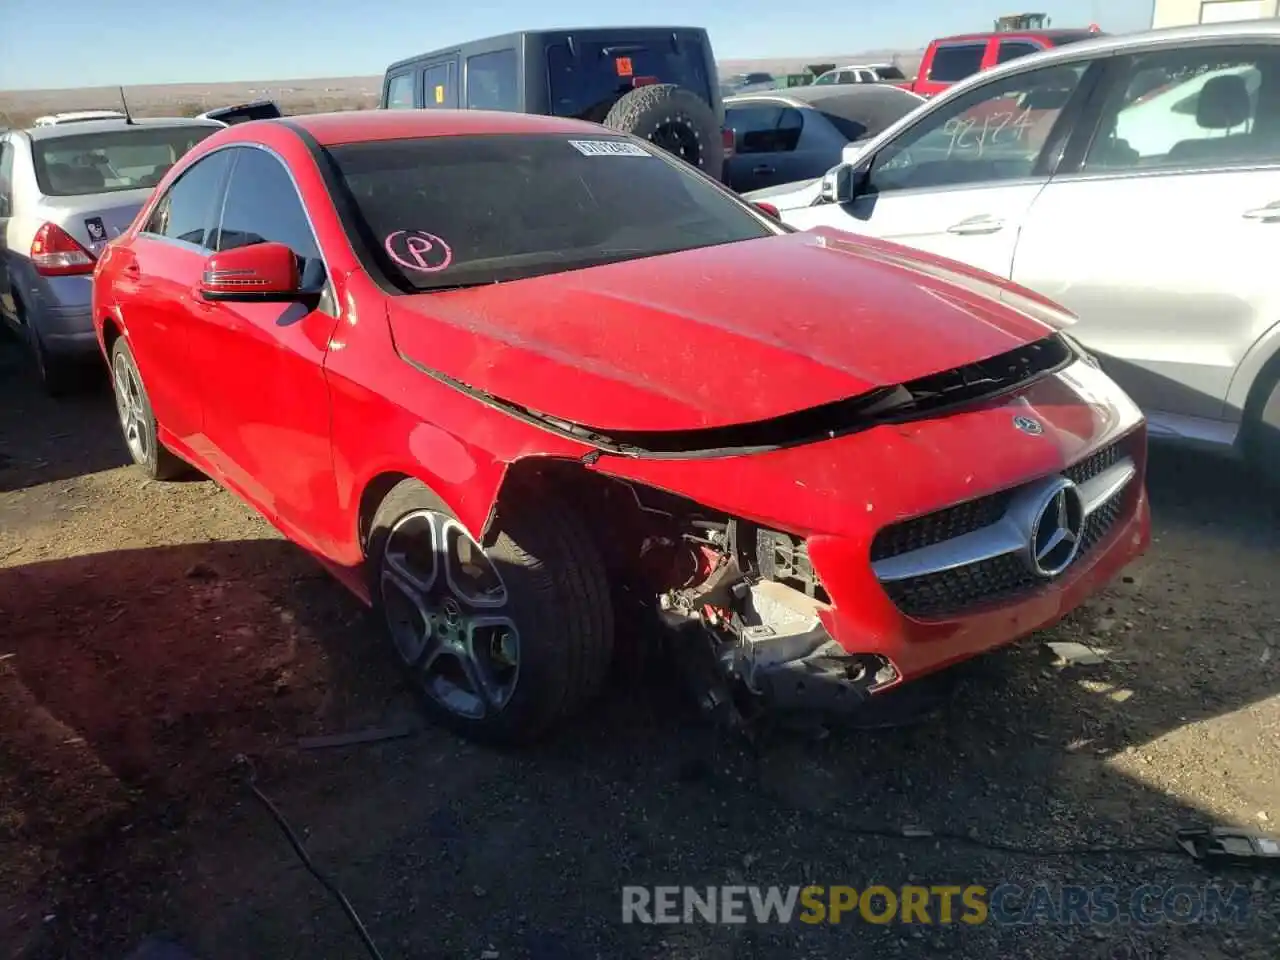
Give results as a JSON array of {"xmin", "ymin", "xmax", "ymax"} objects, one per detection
[
  {"xmin": 367, "ymin": 479, "xmax": 615, "ymax": 745},
  {"xmin": 109, "ymin": 338, "xmax": 187, "ymax": 480}
]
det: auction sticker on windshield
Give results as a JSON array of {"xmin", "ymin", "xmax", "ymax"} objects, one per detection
[{"xmin": 569, "ymin": 140, "xmax": 651, "ymax": 157}]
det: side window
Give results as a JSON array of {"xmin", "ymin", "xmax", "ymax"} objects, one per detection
[
  {"xmin": 0, "ymin": 141, "xmax": 13, "ymax": 216},
  {"xmin": 214, "ymin": 148, "xmax": 321, "ymax": 281},
  {"xmin": 728, "ymin": 105, "xmax": 804, "ymax": 153},
  {"xmin": 998, "ymin": 41, "xmax": 1043, "ymax": 65},
  {"xmin": 385, "ymin": 73, "xmax": 415, "ymax": 109},
  {"xmin": 1084, "ymin": 47, "xmax": 1276, "ymax": 172},
  {"xmin": 868, "ymin": 61, "xmax": 1089, "ymax": 194},
  {"xmin": 928, "ymin": 43, "xmax": 987, "ymax": 83},
  {"xmin": 466, "ymin": 49, "xmax": 518, "ymax": 110},
  {"xmin": 837, "ymin": 72, "xmax": 856, "ymax": 84},
  {"xmin": 142, "ymin": 151, "xmax": 231, "ymax": 248},
  {"xmin": 423, "ymin": 61, "xmax": 457, "ymax": 108}
]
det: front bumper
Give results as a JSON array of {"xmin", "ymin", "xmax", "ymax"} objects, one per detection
[{"xmin": 730, "ymin": 449, "xmax": 1148, "ymax": 713}]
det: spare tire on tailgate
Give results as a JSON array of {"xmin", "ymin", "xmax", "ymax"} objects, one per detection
[{"xmin": 603, "ymin": 84, "xmax": 723, "ymax": 182}]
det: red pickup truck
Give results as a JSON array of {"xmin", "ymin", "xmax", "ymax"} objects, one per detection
[{"xmin": 898, "ymin": 27, "xmax": 1102, "ymax": 98}]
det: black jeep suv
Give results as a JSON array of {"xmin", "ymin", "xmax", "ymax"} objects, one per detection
[{"xmin": 380, "ymin": 27, "xmax": 729, "ymax": 181}]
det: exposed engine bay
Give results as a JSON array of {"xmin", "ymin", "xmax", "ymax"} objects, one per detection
[{"xmin": 551, "ymin": 466, "xmax": 901, "ymax": 725}]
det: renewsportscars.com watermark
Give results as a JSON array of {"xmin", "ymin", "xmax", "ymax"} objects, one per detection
[{"xmin": 621, "ymin": 884, "xmax": 1254, "ymax": 927}]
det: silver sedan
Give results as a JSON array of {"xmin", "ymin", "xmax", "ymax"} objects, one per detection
[{"xmin": 0, "ymin": 116, "xmax": 222, "ymax": 394}]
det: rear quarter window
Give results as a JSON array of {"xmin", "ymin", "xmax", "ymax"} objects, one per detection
[{"xmin": 466, "ymin": 50, "xmax": 519, "ymax": 110}]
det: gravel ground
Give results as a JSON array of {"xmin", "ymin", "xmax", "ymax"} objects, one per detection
[{"xmin": 2, "ymin": 336, "xmax": 1279, "ymax": 960}]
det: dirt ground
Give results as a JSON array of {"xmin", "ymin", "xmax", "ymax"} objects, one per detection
[{"xmin": 2, "ymin": 335, "xmax": 1279, "ymax": 960}]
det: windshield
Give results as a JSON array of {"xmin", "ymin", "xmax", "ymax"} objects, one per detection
[
  {"xmin": 33, "ymin": 124, "xmax": 220, "ymax": 196},
  {"xmin": 325, "ymin": 133, "xmax": 773, "ymax": 293}
]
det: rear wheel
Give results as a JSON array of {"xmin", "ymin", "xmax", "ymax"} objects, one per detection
[
  {"xmin": 18, "ymin": 299, "xmax": 77, "ymax": 398},
  {"xmin": 109, "ymin": 338, "xmax": 187, "ymax": 480},
  {"xmin": 367, "ymin": 479, "xmax": 615, "ymax": 745}
]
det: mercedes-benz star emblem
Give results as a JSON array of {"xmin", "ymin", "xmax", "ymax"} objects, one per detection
[
  {"xmin": 1013, "ymin": 415, "xmax": 1044, "ymax": 436},
  {"xmin": 1027, "ymin": 478, "xmax": 1085, "ymax": 578}
]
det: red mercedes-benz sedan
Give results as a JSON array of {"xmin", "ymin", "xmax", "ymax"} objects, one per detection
[{"xmin": 91, "ymin": 109, "xmax": 1149, "ymax": 744}]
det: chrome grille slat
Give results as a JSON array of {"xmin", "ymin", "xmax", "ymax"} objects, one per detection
[{"xmin": 872, "ymin": 440, "xmax": 1134, "ymax": 619}]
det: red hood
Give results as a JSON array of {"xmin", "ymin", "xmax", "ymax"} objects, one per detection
[{"xmin": 386, "ymin": 227, "xmax": 1072, "ymax": 433}]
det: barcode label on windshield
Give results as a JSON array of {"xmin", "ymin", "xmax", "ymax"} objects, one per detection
[{"xmin": 568, "ymin": 139, "xmax": 651, "ymax": 157}]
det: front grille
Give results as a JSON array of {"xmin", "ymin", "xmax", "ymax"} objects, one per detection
[{"xmin": 874, "ymin": 438, "xmax": 1132, "ymax": 619}]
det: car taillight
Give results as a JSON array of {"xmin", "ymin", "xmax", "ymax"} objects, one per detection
[
  {"xmin": 722, "ymin": 127, "xmax": 735, "ymax": 159},
  {"xmin": 30, "ymin": 222, "xmax": 95, "ymax": 276}
]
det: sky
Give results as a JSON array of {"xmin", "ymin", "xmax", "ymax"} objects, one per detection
[{"xmin": 1, "ymin": 0, "xmax": 1157, "ymax": 90}]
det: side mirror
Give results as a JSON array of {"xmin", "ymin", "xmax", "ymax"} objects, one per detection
[
  {"xmin": 199, "ymin": 241, "xmax": 302, "ymax": 302},
  {"xmin": 820, "ymin": 162, "xmax": 865, "ymax": 204},
  {"xmin": 752, "ymin": 201, "xmax": 781, "ymax": 220}
]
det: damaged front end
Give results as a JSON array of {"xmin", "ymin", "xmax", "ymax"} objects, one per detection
[
  {"xmin": 652, "ymin": 514, "xmax": 899, "ymax": 724},
  {"xmin": 529, "ymin": 464, "xmax": 901, "ymax": 727}
]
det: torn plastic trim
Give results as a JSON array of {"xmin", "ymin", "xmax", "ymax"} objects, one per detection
[{"xmin": 399, "ymin": 333, "xmax": 1075, "ymax": 460}]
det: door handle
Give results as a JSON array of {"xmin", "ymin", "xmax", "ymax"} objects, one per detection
[
  {"xmin": 752, "ymin": 164, "xmax": 776, "ymax": 175},
  {"xmin": 1242, "ymin": 204, "xmax": 1280, "ymax": 222},
  {"xmin": 946, "ymin": 215, "xmax": 1005, "ymax": 235},
  {"xmin": 122, "ymin": 261, "xmax": 141, "ymax": 279}
]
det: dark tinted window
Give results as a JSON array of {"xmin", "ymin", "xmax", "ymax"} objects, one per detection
[
  {"xmin": 214, "ymin": 148, "xmax": 322, "ymax": 283},
  {"xmin": 928, "ymin": 43, "xmax": 986, "ymax": 82},
  {"xmin": 726, "ymin": 105, "xmax": 804, "ymax": 153},
  {"xmin": 821, "ymin": 111, "xmax": 869, "ymax": 141},
  {"xmin": 876, "ymin": 65, "xmax": 907, "ymax": 80},
  {"xmin": 423, "ymin": 62, "xmax": 457, "ymax": 107},
  {"xmin": 467, "ymin": 50, "xmax": 518, "ymax": 110},
  {"xmin": 386, "ymin": 73, "xmax": 414, "ymax": 108},
  {"xmin": 34, "ymin": 123, "xmax": 219, "ymax": 196},
  {"xmin": 997, "ymin": 41, "xmax": 1042, "ymax": 64},
  {"xmin": 143, "ymin": 150, "xmax": 231, "ymax": 248},
  {"xmin": 547, "ymin": 40, "xmax": 712, "ymax": 122},
  {"xmin": 326, "ymin": 134, "xmax": 771, "ymax": 292}
]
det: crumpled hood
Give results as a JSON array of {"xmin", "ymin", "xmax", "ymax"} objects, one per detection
[{"xmin": 387, "ymin": 227, "xmax": 1074, "ymax": 434}]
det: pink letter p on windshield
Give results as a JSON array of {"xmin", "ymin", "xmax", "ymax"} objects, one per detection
[{"xmin": 384, "ymin": 230, "xmax": 453, "ymax": 273}]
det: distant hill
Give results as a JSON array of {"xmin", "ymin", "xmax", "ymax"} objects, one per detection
[{"xmin": 0, "ymin": 50, "xmax": 925, "ymax": 127}]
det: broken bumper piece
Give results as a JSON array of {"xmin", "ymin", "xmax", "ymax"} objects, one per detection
[{"xmin": 722, "ymin": 580, "xmax": 899, "ymax": 715}]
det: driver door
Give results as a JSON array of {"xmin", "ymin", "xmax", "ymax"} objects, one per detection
[
  {"xmin": 183, "ymin": 145, "xmax": 342, "ymax": 551},
  {"xmin": 785, "ymin": 58, "xmax": 1102, "ymax": 281}
]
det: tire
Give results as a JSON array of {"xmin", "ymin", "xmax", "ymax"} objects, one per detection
[
  {"xmin": 30, "ymin": 328, "xmax": 78, "ymax": 398},
  {"xmin": 367, "ymin": 478, "xmax": 615, "ymax": 746},
  {"xmin": 603, "ymin": 84, "xmax": 724, "ymax": 182},
  {"xmin": 109, "ymin": 338, "xmax": 187, "ymax": 480},
  {"xmin": 1241, "ymin": 366, "xmax": 1280, "ymax": 489},
  {"xmin": 17, "ymin": 298, "xmax": 77, "ymax": 398}
]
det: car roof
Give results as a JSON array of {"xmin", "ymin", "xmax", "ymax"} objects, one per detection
[
  {"xmin": 727, "ymin": 84, "xmax": 924, "ymax": 112},
  {"xmin": 933, "ymin": 20, "xmax": 1280, "ymax": 90},
  {"xmin": 385, "ymin": 25, "xmax": 707, "ymax": 72},
  {"xmin": 933, "ymin": 28, "xmax": 1097, "ymax": 43},
  {"xmin": 26, "ymin": 116, "xmax": 223, "ymax": 141},
  {"xmin": 283, "ymin": 109, "xmax": 621, "ymax": 146}
]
